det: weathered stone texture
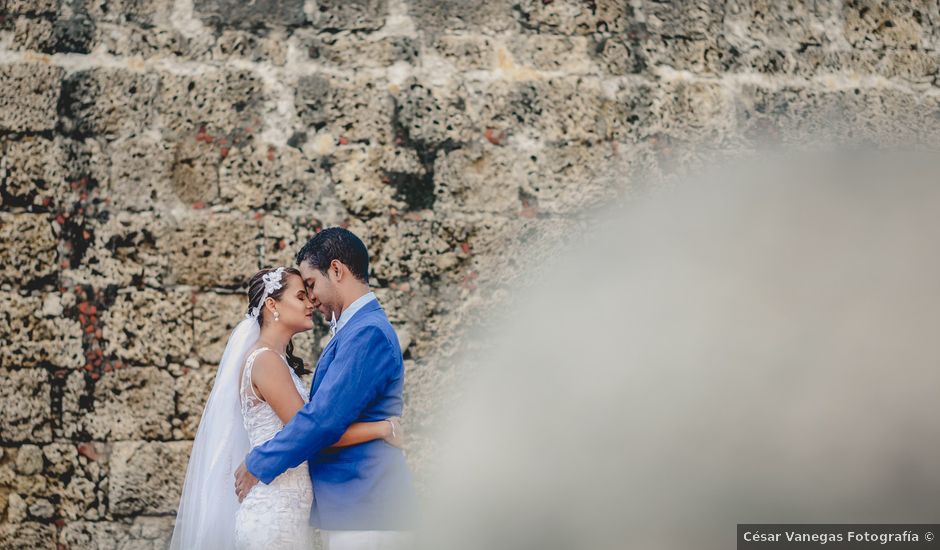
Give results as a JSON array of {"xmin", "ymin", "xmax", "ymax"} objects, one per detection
[
  {"xmin": 72, "ymin": 212, "xmax": 168, "ymax": 288},
  {"xmin": 0, "ymin": 368, "xmax": 51, "ymax": 443},
  {"xmin": 301, "ymin": 32, "xmax": 420, "ymax": 69},
  {"xmin": 58, "ymin": 68, "xmax": 160, "ymax": 138},
  {"xmin": 311, "ymin": 0, "xmax": 389, "ymax": 31},
  {"xmin": 295, "ymin": 74, "xmax": 395, "ymax": 146},
  {"xmin": 158, "ymin": 214, "xmax": 262, "ymax": 287},
  {"xmin": 158, "ymin": 69, "xmax": 265, "ymax": 138},
  {"xmin": 0, "ymin": 63, "xmax": 62, "ymax": 132},
  {"xmin": 514, "ymin": 0, "xmax": 630, "ymax": 35},
  {"xmin": 173, "ymin": 366, "xmax": 217, "ymax": 439},
  {"xmin": 218, "ymin": 144, "xmax": 331, "ymax": 213},
  {"xmin": 736, "ymin": 86, "xmax": 940, "ymax": 145},
  {"xmin": 109, "ymin": 441, "xmax": 191, "ymax": 515},
  {"xmin": 60, "ymin": 517, "xmax": 174, "ymax": 549},
  {"xmin": 102, "ymin": 289, "xmax": 193, "ymax": 367},
  {"xmin": 193, "ymin": 291, "xmax": 246, "ymax": 364},
  {"xmin": 194, "ymin": 0, "xmax": 307, "ymax": 29},
  {"xmin": 75, "ymin": 367, "xmax": 176, "ymax": 440},
  {"xmin": 0, "ymin": 214, "xmax": 57, "ymax": 285},
  {"xmin": 0, "ymin": 292, "xmax": 83, "ymax": 368},
  {"xmin": 1, "ymin": 136, "xmax": 69, "ymax": 208},
  {"xmin": 409, "ymin": 0, "xmax": 515, "ymax": 33},
  {"xmin": 843, "ymin": 0, "xmax": 938, "ymax": 50},
  {"xmin": 0, "ymin": 522, "xmax": 55, "ymax": 549}
]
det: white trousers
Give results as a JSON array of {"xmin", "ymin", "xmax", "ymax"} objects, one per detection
[{"xmin": 320, "ymin": 530, "xmax": 414, "ymax": 550}]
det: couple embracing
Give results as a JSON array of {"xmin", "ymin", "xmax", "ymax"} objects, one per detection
[{"xmin": 171, "ymin": 228, "xmax": 419, "ymax": 550}]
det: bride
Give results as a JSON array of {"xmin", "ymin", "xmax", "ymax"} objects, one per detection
[{"xmin": 170, "ymin": 267, "xmax": 401, "ymax": 549}]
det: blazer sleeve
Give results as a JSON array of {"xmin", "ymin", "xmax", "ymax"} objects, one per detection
[{"xmin": 245, "ymin": 324, "xmax": 393, "ymax": 484}]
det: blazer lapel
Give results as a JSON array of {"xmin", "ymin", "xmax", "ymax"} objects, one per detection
[{"xmin": 310, "ymin": 300, "xmax": 383, "ymax": 396}]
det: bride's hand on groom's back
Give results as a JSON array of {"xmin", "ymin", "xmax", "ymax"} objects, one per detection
[{"xmin": 384, "ymin": 417, "xmax": 404, "ymax": 448}]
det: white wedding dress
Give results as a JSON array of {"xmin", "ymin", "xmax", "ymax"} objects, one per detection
[{"xmin": 234, "ymin": 347, "xmax": 317, "ymax": 549}]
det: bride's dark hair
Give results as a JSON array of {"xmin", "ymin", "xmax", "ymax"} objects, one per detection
[{"xmin": 246, "ymin": 267, "xmax": 311, "ymax": 377}]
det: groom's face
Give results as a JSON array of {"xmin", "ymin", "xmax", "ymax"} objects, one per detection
[{"xmin": 299, "ymin": 260, "xmax": 339, "ymax": 320}]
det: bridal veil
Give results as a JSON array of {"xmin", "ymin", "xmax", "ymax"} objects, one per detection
[{"xmin": 170, "ymin": 317, "xmax": 258, "ymax": 549}]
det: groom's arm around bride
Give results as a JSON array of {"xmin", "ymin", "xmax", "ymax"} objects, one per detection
[{"xmin": 235, "ymin": 228, "xmax": 419, "ymax": 535}]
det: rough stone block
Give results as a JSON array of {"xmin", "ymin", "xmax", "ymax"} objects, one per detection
[
  {"xmin": 472, "ymin": 77, "xmax": 643, "ymax": 143},
  {"xmin": 1, "ymin": 136, "xmax": 66, "ymax": 208},
  {"xmin": 427, "ymin": 34, "xmax": 495, "ymax": 71},
  {"xmin": 60, "ymin": 517, "xmax": 174, "ymax": 549},
  {"xmin": 330, "ymin": 145, "xmax": 424, "ymax": 215},
  {"xmin": 0, "ymin": 292, "xmax": 84, "ymax": 369},
  {"xmin": 505, "ymin": 34, "xmax": 594, "ymax": 72},
  {"xmin": 173, "ymin": 366, "xmax": 216, "ymax": 439},
  {"xmin": 15, "ymin": 445, "xmax": 43, "ymax": 475},
  {"xmin": 872, "ymin": 49, "xmax": 940, "ymax": 83},
  {"xmin": 261, "ymin": 214, "xmax": 306, "ymax": 268},
  {"xmin": 514, "ymin": 0, "xmax": 628, "ymax": 34},
  {"xmin": 300, "ymin": 31, "xmax": 419, "ymax": 68},
  {"xmin": 589, "ymin": 35, "xmax": 648, "ymax": 74},
  {"xmin": 723, "ymin": 0, "xmax": 839, "ymax": 50},
  {"xmin": 0, "ymin": 213, "xmax": 58, "ymax": 286},
  {"xmin": 735, "ymin": 86, "xmax": 940, "ymax": 146},
  {"xmin": 0, "ymin": 63, "xmax": 63, "ymax": 132},
  {"xmin": 520, "ymin": 143, "xmax": 647, "ymax": 214},
  {"xmin": 432, "ymin": 145, "xmax": 523, "ymax": 214},
  {"xmin": 843, "ymin": 0, "xmax": 936, "ymax": 50},
  {"xmin": 1, "ymin": 135, "xmax": 106, "ymax": 209},
  {"xmin": 637, "ymin": 0, "xmax": 727, "ymax": 73},
  {"xmin": 219, "ymin": 143, "xmax": 331, "ymax": 213},
  {"xmin": 193, "ymin": 292, "xmax": 246, "ymax": 364},
  {"xmin": 0, "ymin": 368, "xmax": 51, "ymax": 443},
  {"xmin": 60, "ymin": 521, "xmax": 133, "ymax": 549},
  {"xmin": 11, "ymin": 16, "xmax": 57, "ymax": 52},
  {"xmin": 653, "ymin": 80, "xmax": 735, "ymax": 143},
  {"xmin": 77, "ymin": 367, "xmax": 176, "ymax": 440},
  {"xmin": 210, "ymin": 29, "xmax": 289, "ymax": 65},
  {"xmin": 51, "ymin": 12, "xmax": 98, "ymax": 54},
  {"xmin": 102, "ymin": 288, "xmax": 193, "ymax": 367},
  {"xmin": 408, "ymin": 0, "xmax": 515, "ymax": 33},
  {"xmin": 295, "ymin": 74, "xmax": 394, "ymax": 146},
  {"xmin": 70, "ymin": 212, "xmax": 169, "ymax": 288},
  {"xmin": 85, "ymin": 0, "xmax": 171, "ymax": 26},
  {"xmin": 157, "ymin": 213, "xmax": 261, "ymax": 287},
  {"xmin": 109, "ymin": 441, "xmax": 192, "ymax": 515},
  {"xmin": 194, "ymin": 0, "xmax": 306, "ymax": 28},
  {"xmin": 158, "ymin": 69, "xmax": 264, "ymax": 138},
  {"xmin": 41, "ymin": 442, "xmax": 104, "ymax": 521},
  {"xmin": 364, "ymin": 216, "xmax": 463, "ymax": 285},
  {"xmin": 169, "ymin": 136, "xmax": 222, "ymax": 206},
  {"xmin": 395, "ymin": 79, "xmax": 476, "ymax": 145},
  {"xmin": 0, "ymin": 522, "xmax": 55, "ymax": 549},
  {"xmin": 58, "ymin": 68, "xmax": 159, "ymax": 138},
  {"xmin": 310, "ymin": 0, "xmax": 388, "ymax": 31},
  {"xmin": 94, "ymin": 22, "xmax": 191, "ymax": 60},
  {"xmin": 1, "ymin": 0, "xmax": 58, "ymax": 14},
  {"xmin": 106, "ymin": 134, "xmax": 176, "ymax": 211}
]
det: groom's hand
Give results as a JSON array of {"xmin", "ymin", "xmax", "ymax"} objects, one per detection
[{"xmin": 234, "ymin": 461, "xmax": 259, "ymax": 502}]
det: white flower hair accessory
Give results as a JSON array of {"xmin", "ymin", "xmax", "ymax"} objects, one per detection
[{"xmin": 247, "ymin": 267, "xmax": 286, "ymax": 319}]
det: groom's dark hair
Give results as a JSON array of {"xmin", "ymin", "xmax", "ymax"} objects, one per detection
[{"xmin": 295, "ymin": 227, "xmax": 370, "ymax": 284}]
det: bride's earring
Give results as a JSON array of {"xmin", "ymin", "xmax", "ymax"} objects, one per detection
[{"xmin": 274, "ymin": 310, "xmax": 280, "ymax": 321}]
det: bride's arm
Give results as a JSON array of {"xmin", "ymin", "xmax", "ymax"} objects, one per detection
[{"xmin": 252, "ymin": 353, "xmax": 401, "ymax": 448}]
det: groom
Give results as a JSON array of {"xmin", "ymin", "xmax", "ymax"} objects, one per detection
[{"xmin": 235, "ymin": 227, "xmax": 418, "ymax": 548}]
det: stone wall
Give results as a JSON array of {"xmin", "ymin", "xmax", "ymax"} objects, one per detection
[{"xmin": 2, "ymin": 0, "xmax": 939, "ymax": 547}]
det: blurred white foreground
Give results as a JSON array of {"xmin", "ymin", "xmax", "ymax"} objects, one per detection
[{"xmin": 421, "ymin": 151, "xmax": 940, "ymax": 550}]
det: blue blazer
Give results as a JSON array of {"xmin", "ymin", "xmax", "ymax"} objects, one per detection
[{"xmin": 245, "ymin": 300, "xmax": 419, "ymax": 530}]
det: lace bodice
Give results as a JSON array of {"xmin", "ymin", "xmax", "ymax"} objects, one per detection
[
  {"xmin": 235, "ymin": 348, "xmax": 316, "ymax": 549},
  {"xmin": 240, "ymin": 348, "xmax": 309, "ymax": 448}
]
